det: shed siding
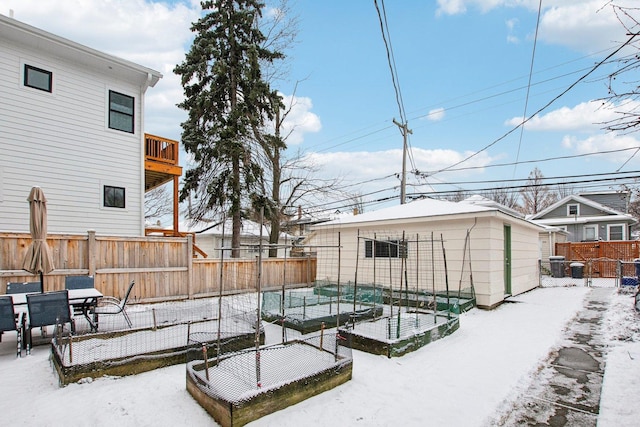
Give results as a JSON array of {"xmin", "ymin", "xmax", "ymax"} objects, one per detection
[
  {"xmin": 311, "ymin": 212, "xmax": 540, "ymax": 309},
  {"xmin": 0, "ymin": 34, "xmax": 144, "ymax": 236}
]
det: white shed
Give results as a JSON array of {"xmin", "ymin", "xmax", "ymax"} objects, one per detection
[{"xmin": 309, "ymin": 197, "xmax": 544, "ymax": 309}]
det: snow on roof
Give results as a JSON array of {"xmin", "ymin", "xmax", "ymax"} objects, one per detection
[
  {"xmin": 315, "ymin": 197, "xmax": 497, "ymax": 227},
  {"xmin": 182, "ymin": 219, "xmax": 294, "ymax": 239}
]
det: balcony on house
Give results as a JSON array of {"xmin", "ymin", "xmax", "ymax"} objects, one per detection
[{"xmin": 145, "ymin": 133, "xmax": 182, "ymax": 191}]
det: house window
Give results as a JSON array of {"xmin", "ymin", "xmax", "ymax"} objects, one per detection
[
  {"xmin": 103, "ymin": 185, "xmax": 125, "ymax": 208},
  {"xmin": 583, "ymin": 225, "xmax": 597, "ymax": 241},
  {"xmin": 365, "ymin": 239, "xmax": 407, "ymax": 258},
  {"xmin": 24, "ymin": 64, "xmax": 52, "ymax": 92},
  {"xmin": 567, "ymin": 204, "xmax": 579, "ymax": 216},
  {"xmin": 608, "ymin": 224, "xmax": 625, "ymax": 241},
  {"xmin": 109, "ymin": 90, "xmax": 134, "ymax": 133}
]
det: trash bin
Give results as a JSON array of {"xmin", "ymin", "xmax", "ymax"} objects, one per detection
[
  {"xmin": 634, "ymin": 258, "xmax": 640, "ymax": 278},
  {"xmin": 549, "ymin": 256, "xmax": 565, "ymax": 278},
  {"xmin": 570, "ymin": 262, "xmax": 584, "ymax": 279}
]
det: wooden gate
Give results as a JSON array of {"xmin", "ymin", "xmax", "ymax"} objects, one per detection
[{"xmin": 555, "ymin": 241, "xmax": 640, "ymax": 277}]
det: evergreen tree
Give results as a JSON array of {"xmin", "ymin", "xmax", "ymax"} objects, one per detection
[{"xmin": 175, "ymin": 0, "xmax": 282, "ymax": 257}]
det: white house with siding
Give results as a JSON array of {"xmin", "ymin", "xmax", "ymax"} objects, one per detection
[
  {"xmin": 308, "ymin": 197, "xmax": 544, "ymax": 309},
  {"xmin": 0, "ymin": 14, "xmax": 163, "ymax": 236}
]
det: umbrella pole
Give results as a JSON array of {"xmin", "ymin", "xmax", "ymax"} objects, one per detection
[{"xmin": 40, "ymin": 271, "xmax": 44, "ymax": 292}]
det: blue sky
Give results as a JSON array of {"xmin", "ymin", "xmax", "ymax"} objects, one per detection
[{"xmin": 5, "ymin": 0, "xmax": 640, "ymax": 215}]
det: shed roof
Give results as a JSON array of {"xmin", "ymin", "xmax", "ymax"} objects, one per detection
[{"xmin": 315, "ymin": 197, "xmax": 499, "ymax": 227}]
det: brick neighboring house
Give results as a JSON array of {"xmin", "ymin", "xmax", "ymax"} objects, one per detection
[{"xmin": 529, "ymin": 191, "xmax": 637, "ymax": 242}]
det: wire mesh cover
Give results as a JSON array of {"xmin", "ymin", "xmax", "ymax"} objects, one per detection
[
  {"xmin": 52, "ymin": 297, "xmax": 257, "ymax": 367},
  {"xmin": 348, "ymin": 310, "xmax": 455, "ymax": 341},
  {"xmin": 187, "ymin": 332, "xmax": 352, "ymax": 403}
]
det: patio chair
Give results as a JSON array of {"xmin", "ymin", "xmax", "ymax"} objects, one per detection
[
  {"xmin": 0, "ymin": 296, "xmax": 24, "ymax": 357},
  {"xmin": 26, "ymin": 290, "xmax": 75, "ymax": 354},
  {"xmin": 6, "ymin": 281, "xmax": 42, "ymax": 294},
  {"xmin": 65, "ymin": 276, "xmax": 95, "ymax": 316},
  {"xmin": 64, "ymin": 276, "xmax": 94, "ymax": 290},
  {"xmin": 94, "ymin": 280, "xmax": 135, "ymax": 329}
]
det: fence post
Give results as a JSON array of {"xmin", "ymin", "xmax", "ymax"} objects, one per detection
[
  {"xmin": 87, "ymin": 230, "xmax": 96, "ymax": 276},
  {"xmin": 187, "ymin": 234, "xmax": 194, "ymax": 299}
]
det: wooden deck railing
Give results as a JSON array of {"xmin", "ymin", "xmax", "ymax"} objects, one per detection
[{"xmin": 145, "ymin": 133, "xmax": 178, "ymax": 165}]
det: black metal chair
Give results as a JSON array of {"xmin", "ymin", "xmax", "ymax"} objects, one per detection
[
  {"xmin": 6, "ymin": 281, "xmax": 42, "ymax": 294},
  {"xmin": 0, "ymin": 296, "xmax": 24, "ymax": 357},
  {"xmin": 94, "ymin": 280, "xmax": 136, "ymax": 329},
  {"xmin": 26, "ymin": 290, "xmax": 75, "ymax": 354},
  {"xmin": 64, "ymin": 276, "xmax": 94, "ymax": 290},
  {"xmin": 65, "ymin": 276, "xmax": 95, "ymax": 316}
]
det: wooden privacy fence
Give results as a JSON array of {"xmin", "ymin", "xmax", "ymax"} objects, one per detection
[
  {"xmin": 555, "ymin": 241, "xmax": 640, "ymax": 278},
  {"xmin": 0, "ymin": 231, "xmax": 316, "ymax": 302}
]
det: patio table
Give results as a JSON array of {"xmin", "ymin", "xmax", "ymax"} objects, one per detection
[{"xmin": 9, "ymin": 288, "xmax": 103, "ymax": 332}]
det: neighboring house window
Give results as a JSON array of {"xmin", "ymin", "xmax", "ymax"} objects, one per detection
[
  {"xmin": 608, "ymin": 224, "xmax": 625, "ymax": 241},
  {"xmin": 583, "ymin": 225, "xmax": 597, "ymax": 241},
  {"xmin": 103, "ymin": 185, "xmax": 125, "ymax": 208},
  {"xmin": 24, "ymin": 64, "xmax": 52, "ymax": 92},
  {"xmin": 109, "ymin": 90, "xmax": 134, "ymax": 133},
  {"xmin": 365, "ymin": 239, "xmax": 407, "ymax": 258},
  {"xmin": 567, "ymin": 204, "xmax": 579, "ymax": 216}
]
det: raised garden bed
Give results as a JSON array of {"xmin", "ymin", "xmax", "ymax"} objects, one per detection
[
  {"xmin": 339, "ymin": 310, "xmax": 460, "ymax": 358},
  {"xmin": 186, "ymin": 335, "xmax": 352, "ymax": 427}
]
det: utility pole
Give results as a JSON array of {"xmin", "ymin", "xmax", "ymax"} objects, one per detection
[{"xmin": 393, "ymin": 118, "xmax": 412, "ymax": 204}]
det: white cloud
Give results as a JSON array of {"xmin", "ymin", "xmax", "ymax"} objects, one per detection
[
  {"xmin": 425, "ymin": 108, "xmax": 446, "ymax": 122},
  {"xmin": 561, "ymin": 133, "xmax": 640, "ymax": 165},
  {"xmin": 436, "ymin": 1, "xmax": 636, "ymax": 53},
  {"xmin": 277, "ymin": 94, "xmax": 322, "ymax": 145},
  {"xmin": 505, "ymin": 100, "xmax": 640, "ymax": 132}
]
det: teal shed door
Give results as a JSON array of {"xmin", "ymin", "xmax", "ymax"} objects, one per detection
[{"xmin": 504, "ymin": 225, "xmax": 512, "ymax": 296}]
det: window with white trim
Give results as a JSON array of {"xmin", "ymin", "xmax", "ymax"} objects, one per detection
[
  {"xmin": 103, "ymin": 185, "xmax": 125, "ymax": 208},
  {"xmin": 567, "ymin": 204, "xmax": 579, "ymax": 216},
  {"xmin": 608, "ymin": 224, "xmax": 625, "ymax": 241},
  {"xmin": 583, "ymin": 225, "xmax": 597, "ymax": 241},
  {"xmin": 24, "ymin": 64, "xmax": 52, "ymax": 92},
  {"xmin": 108, "ymin": 90, "xmax": 134, "ymax": 133}
]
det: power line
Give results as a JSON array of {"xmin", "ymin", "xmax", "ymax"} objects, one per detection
[
  {"xmin": 432, "ymin": 33, "xmax": 640, "ymax": 176},
  {"xmin": 513, "ymin": 0, "xmax": 543, "ymax": 178}
]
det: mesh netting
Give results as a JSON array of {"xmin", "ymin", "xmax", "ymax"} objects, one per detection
[
  {"xmin": 186, "ymin": 331, "xmax": 352, "ymax": 403},
  {"xmin": 52, "ymin": 294, "xmax": 258, "ymax": 368}
]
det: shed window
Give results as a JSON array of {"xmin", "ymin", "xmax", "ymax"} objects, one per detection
[
  {"xmin": 104, "ymin": 185, "xmax": 125, "ymax": 208},
  {"xmin": 365, "ymin": 239, "xmax": 407, "ymax": 258},
  {"xmin": 567, "ymin": 204, "xmax": 579, "ymax": 216},
  {"xmin": 109, "ymin": 90, "xmax": 134, "ymax": 133},
  {"xmin": 24, "ymin": 64, "xmax": 52, "ymax": 92}
]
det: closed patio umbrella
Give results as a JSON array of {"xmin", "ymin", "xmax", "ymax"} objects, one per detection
[{"xmin": 21, "ymin": 187, "xmax": 55, "ymax": 292}]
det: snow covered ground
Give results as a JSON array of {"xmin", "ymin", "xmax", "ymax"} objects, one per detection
[{"xmin": 0, "ymin": 284, "xmax": 638, "ymax": 426}]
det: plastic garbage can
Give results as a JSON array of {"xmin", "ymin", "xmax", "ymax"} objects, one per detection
[
  {"xmin": 549, "ymin": 256, "xmax": 565, "ymax": 278},
  {"xmin": 570, "ymin": 262, "xmax": 584, "ymax": 279},
  {"xmin": 634, "ymin": 258, "xmax": 640, "ymax": 278}
]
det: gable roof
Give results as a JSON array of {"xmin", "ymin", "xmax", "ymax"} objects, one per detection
[
  {"xmin": 0, "ymin": 14, "xmax": 162, "ymax": 89},
  {"xmin": 529, "ymin": 194, "xmax": 629, "ymax": 220},
  {"xmin": 315, "ymin": 197, "xmax": 502, "ymax": 228}
]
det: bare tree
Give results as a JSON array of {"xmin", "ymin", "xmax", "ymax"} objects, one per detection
[
  {"xmin": 519, "ymin": 167, "xmax": 558, "ymax": 215},
  {"xmin": 145, "ymin": 185, "xmax": 172, "ymax": 222},
  {"xmin": 600, "ymin": 4, "xmax": 640, "ymax": 133},
  {"xmin": 481, "ymin": 187, "xmax": 520, "ymax": 210}
]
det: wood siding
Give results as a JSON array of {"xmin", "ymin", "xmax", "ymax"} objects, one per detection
[
  {"xmin": 555, "ymin": 241, "xmax": 640, "ymax": 278},
  {"xmin": 0, "ymin": 232, "xmax": 316, "ymax": 302},
  {"xmin": 0, "ymin": 29, "xmax": 145, "ymax": 236}
]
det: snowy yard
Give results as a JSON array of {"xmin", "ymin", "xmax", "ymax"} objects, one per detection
[{"xmin": 0, "ymin": 284, "xmax": 638, "ymax": 426}]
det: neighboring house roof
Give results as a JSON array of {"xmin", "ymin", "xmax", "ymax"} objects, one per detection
[
  {"xmin": 314, "ymin": 197, "xmax": 536, "ymax": 228},
  {"xmin": 182, "ymin": 220, "xmax": 293, "ymax": 240},
  {"xmin": 0, "ymin": 14, "xmax": 162, "ymax": 88},
  {"xmin": 529, "ymin": 194, "xmax": 637, "ymax": 224}
]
